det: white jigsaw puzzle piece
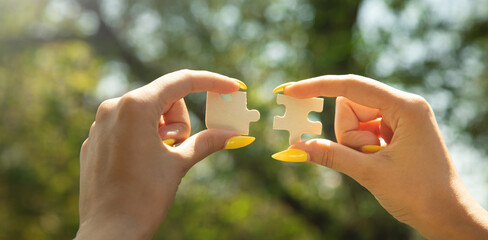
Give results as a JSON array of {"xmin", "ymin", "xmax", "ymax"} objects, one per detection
[
  {"xmin": 273, "ymin": 94, "xmax": 324, "ymax": 145},
  {"xmin": 206, "ymin": 91, "xmax": 260, "ymax": 135}
]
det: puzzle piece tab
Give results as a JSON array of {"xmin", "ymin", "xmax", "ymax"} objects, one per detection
[
  {"xmin": 273, "ymin": 94, "xmax": 323, "ymax": 145},
  {"xmin": 206, "ymin": 91, "xmax": 260, "ymax": 135}
]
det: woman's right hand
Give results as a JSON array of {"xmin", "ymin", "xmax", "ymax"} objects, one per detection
[{"xmin": 272, "ymin": 75, "xmax": 488, "ymax": 240}]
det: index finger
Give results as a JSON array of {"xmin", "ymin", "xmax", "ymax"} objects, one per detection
[
  {"xmin": 150, "ymin": 69, "xmax": 243, "ymax": 107},
  {"xmin": 130, "ymin": 69, "xmax": 244, "ymax": 120},
  {"xmin": 284, "ymin": 74, "xmax": 407, "ymax": 111}
]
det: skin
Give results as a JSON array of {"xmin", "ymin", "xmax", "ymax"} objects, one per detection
[
  {"xmin": 76, "ymin": 70, "xmax": 242, "ymax": 239},
  {"xmin": 76, "ymin": 71, "xmax": 488, "ymax": 240},
  {"xmin": 285, "ymin": 74, "xmax": 488, "ymax": 240}
]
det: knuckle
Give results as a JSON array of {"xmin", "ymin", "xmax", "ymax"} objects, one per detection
[
  {"xmin": 345, "ymin": 74, "xmax": 367, "ymax": 84},
  {"xmin": 80, "ymin": 138, "xmax": 90, "ymax": 158},
  {"xmin": 319, "ymin": 145, "xmax": 335, "ymax": 169},
  {"xmin": 342, "ymin": 77, "xmax": 361, "ymax": 97},
  {"xmin": 204, "ymin": 135, "xmax": 217, "ymax": 153},
  {"xmin": 116, "ymin": 92, "xmax": 148, "ymax": 121},
  {"xmin": 176, "ymin": 69, "xmax": 194, "ymax": 79},
  {"xmin": 196, "ymin": 70, "xmax": 211, "ymax": 76},
  {"xmin": 96, "ymin": 99, "xmax": 117, "ymax": 121},
  {"xmin": 119, "ymin": 92, "xmax": 143, "ymax": 112},
  {"xmin": 346, "ymin": 73, "xmax": 360, "ymax": 79},
  {"xmin": 90, "ymin": 121, "xmax": 96, "ymax": 131},
  {"xmin": 326, "ymin": 148, "xmax": 335, "ymax": 169},
  {"xmin": 410, "ymin": 95, "xmax": 430, "ymax": 108},
  {"xmin": 405, "ymin": 94, "xmax": 433, "ymax": 115},
  {"xmin": 88, "ymin": 121, "xmax": 96, "ymax": 136},
  {"xmin": 81, "ymin": 139, "xmax": 88, "ymax": 150}
]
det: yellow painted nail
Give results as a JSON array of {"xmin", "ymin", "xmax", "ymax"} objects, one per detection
[
  {"xmin": 272, "ymin": 149, "xmax": 308, "ymax": 162},
  {"xmin": 162, "ymin": 139, "xmax": 175, "ymax": 146},
  {"xmin": 361, "ymin": 145, "xmax": 385, "ymax": 153},
  {"xmin": 224, "ymin": 136, "xmax": 255, "ymax": 149},
  {"xmin": 233, "ymin": 79, "xmax": 247, "ymax": 90},
  {"xmin": 273, "ymin": 82, "xmax": 296, "ymax": 93}
]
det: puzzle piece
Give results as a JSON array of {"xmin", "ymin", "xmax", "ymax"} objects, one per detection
[
  {"xmin": 206, "ymin": 91, "xmax": 260, "ymax": 135},
  {"xmin": 273, "ymin": 94, "xmax": 323, "ymax": 145}
]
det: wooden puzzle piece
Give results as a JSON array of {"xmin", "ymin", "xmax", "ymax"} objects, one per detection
[
  {"xmin": 206, "ymin": 91, "xmax": 260, "ymax": 135},
  {"xmin": 273, "ymin": 94, "xmax": 323, "ymax": 145}
]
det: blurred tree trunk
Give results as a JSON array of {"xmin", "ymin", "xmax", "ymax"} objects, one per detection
[
  {"xmin": 308, "ymin": 1, "xmax": 412, "ymax": 239},
  {"xmin": 308, "ymin": 0, "xmax": 362, "ymax": 141},
  {"xmin": 310, "ymin": 0, "xmax": 362, "ymax": 75}
]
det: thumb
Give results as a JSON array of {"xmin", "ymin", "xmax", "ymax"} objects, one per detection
[
  {"xmin": 292, "ymin": 139, "xmax": 372, "ymax": 180},
  {"xmin": 176, "ymin": 129, "xmax": 239, "ymax": 166}
]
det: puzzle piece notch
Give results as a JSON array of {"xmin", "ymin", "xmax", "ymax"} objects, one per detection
[
  {"xmin": 273, "ymin": 94, "xmax": 324, "ymax": 145},
  {"xmin": 206, "ymin": 91, "xmax": 260, "ymax": 135}
]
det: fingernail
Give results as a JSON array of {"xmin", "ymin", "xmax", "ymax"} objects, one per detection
[
  {"xmin": 272, "ymin": 149, "xmax": 308, "ymax": 162},
  {"xmin": 224, "ymin": 136, "xmax": 255, "ymax": 149},
  {"xmin": 273, "ymin": 82, "xmax": 296, "ymax": 93},
  {"xmin": 233, "ymin": 79, "xmax": 247, "ymax": 90},
  {"xmin": 162, "ymin": 139, "xmax": 175, "ymax": 146},
  {"xmin": 361, "ymin": 145, "xmax": 384, "ymax": 153}
]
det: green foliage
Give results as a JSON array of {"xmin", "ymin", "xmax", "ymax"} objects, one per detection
[
  {"xmin": 0, "ymin": 39, "xmax": 101, "ymax": 238},
  {"xmin": 1, "ymin": 0, "xmax": 487, "ymax": 239}
]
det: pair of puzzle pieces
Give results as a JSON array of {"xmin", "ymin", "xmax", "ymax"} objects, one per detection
[{"xmin": 205, "ymin": 91, "xmax": 323, "ymax": 145}]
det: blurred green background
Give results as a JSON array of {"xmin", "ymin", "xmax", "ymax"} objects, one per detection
[{"xmin": 1, "ymin": 0, "xmax": 488, "ymax": 239}]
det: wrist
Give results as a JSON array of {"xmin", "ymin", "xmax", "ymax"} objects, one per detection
[
  {"xmin": 75, "ymin": 217, "xmax": 155, "ymax": 240},
  {"xmin": 75, "ymin": 169, "xmax": 182, "ymax": 240},
  {"xmin": 412, "ymin": 183, "xmax": 488, "ymax": 240}
]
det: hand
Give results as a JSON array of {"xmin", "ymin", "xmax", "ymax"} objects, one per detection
[
  {"xmin": 272, "ymin": 75, "xmax": 488, "ymax": 240},
  {"xmin": 75, "ymin": 70, "xmax": 253, "ymax": 240}
]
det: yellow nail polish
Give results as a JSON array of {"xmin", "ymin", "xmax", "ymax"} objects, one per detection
[
  {"xmin": 273, "ymin": 82, "xmax": 296, "ymax": 93},
  {"xmin": 272, "ymin": 149, "xmax": 308, "ymax": 162},
  {"xmin": 233, "ymin": 79, "xmax": 247, "ymax": 90},
  {"xmin": 361, "ymin": 145, "xmax": 384, "ymax": 153},
  {"xmin": 224, "ymin": 136, "xmax": 255, "ymax": 149},
  {"xmin": 162, "ymin": 139, "xmax": 175, "ymax": 146}
]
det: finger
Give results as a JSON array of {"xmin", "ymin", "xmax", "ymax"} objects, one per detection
[
  {"xmin": 335, "ymin": 97, "xmax": 381, "ymax": 148},
  {"xmin": 284, "ymin": 74, "xmax": 407, "ymax": 115},
  {"xmin": 337, "ymin": 131, "xmax": 380, "ymax": 149},
  {"xmin": 158, "ymin": 99, "xmax": 191, "ymax": 143},
  {"xmin": 159, "ymin": 123, "xmax": 190, "ymax": 144},
  {"xmin": 360, "ymin": 119, "xmax": 382, "ymax": 136},
  {"xmin": 292, "ymin": 139, "xmax": 372, "ymax": 180},
  {"xmin": 135, "ymin": 70, "xmax": 242, "ymax": 120},
  {"xmin": 380, "ymin": 118, "xmax": 394, "ymax": 144},
  {"xmin": 175, "ymin": 129, "xmax": 240, "ymax": 166},
  {"xmin": 338, "ymin": 97, "xmax": 381, "ymax": 122}
]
